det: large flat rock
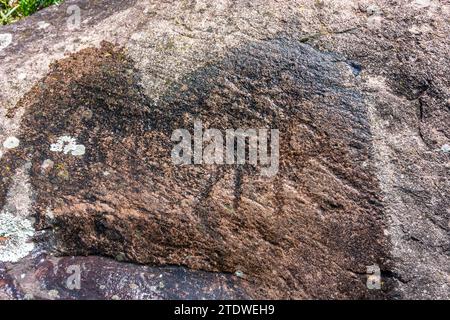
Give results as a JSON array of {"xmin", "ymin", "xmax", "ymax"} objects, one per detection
[{"xmin": 0, "ymin": 0, "xmax": 449, "ymax": 299}]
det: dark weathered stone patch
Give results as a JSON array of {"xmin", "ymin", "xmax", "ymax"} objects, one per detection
[
  {"xmin": 1, "ymin": 40, "xmax": 391, "ymax": 299},
  {"xmin": 0, "ymin": 254, "xmax": 250, "ymax": 300}
]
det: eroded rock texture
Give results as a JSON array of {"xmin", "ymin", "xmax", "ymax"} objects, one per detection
[
  {"xmin": 1, "ymin": 40, "xmax": 389, "ymax": 298},
  {"xmin": 0, "ymin": 0, "xmax": 448, "ymax": 300}
]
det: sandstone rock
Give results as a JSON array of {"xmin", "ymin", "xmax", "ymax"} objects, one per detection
[
  {"xmin": 0, "ymin": 254, "xmax": 249, "ymax": 299},
  {"xmin": 0, "ymin": 0, "xmax": 448, "ymax": 299}
]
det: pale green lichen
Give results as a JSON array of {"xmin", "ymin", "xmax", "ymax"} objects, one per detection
[
  {"xmin": 50, "ymin": 135, "xmax": 85, "ymax": 156},
  {"xmin": 0, "ymin": 164, "xmax": 35, "ymax": 262},
  {"xmin": 2, "ymin": 136, "xmax": 20, "ymax": 149},
  {"xmin": 0, "ymin": 211, "xmax": 34, "ymax": 262}
]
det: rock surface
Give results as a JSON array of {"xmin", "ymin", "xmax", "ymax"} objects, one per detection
[
  {"xmin": 0, "ymin": 0, "xmax": 449, "ymax": 299},
  {"xmin": 0, "ymin": 253, "xmax": 249, "ymax": 299}
]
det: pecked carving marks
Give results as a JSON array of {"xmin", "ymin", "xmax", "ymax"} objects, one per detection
[{"xmin": 1, "ymin": 39, "xmax": 390, "ymax": 298}]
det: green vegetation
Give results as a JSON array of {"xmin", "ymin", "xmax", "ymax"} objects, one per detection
[{"xmin": 1, "ymin": 0, "xmax": 62, "ymax": 25}]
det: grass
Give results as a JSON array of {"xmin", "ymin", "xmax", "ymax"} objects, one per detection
[{"xmin": 1, "ymin": 0, "xmax": 62, "ymax": 25}]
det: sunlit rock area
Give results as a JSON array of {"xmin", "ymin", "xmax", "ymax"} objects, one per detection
[{"xmin": 0, "ymin": 0, "xmax": 449, "ymax": 300}]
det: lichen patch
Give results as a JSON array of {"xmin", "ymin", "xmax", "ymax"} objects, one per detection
[
  {"xmin": 0, "ymin": 211, "xmax": 35, "ymax": 262},
  {"xmin": 3, "ymin": 136, "xmax": 20, "ymax": 149},
  {"xmin": 0, "ymin": 33, "xmax": 12, "ymax": 51},
  {"xmin": 50, "ymin": 136, "xmax": 85, "ymax": 156},
  {"xmin": 0, "ymin": 165, "xmax": 35, "ymax": 262}
]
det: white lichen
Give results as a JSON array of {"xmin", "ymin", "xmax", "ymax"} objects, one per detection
[
  {"xmin": 50, "ymin": 135, "xmax": 85, "ymax": 156},
  {"xmin": 71, "ymin": 144, "xmax": 86, "ymax": 156},
  {"xmin": 440, "ymin": 144, "xmax": 450, "ymax": 153},
  {"xmin": 3, "ymin": 136, "xmax": 20, "ymax": 149},
  {"xmin": 366, "ymin": 4, "xmax": 381, "ymax": 16},
  {"xmin": 0, "ymin": 165, "xmax": 35, "ymax": 263},
  {"xmin": 37, "ymin": 21, "xmax": 51, "ymax": 29},
  {"xmin": 0, "ymin": 212, "xmax": 35, "ymax": 262},
  {"xmin": 0, "ymin": 33, "xmax": 12, "ymax": 52}
]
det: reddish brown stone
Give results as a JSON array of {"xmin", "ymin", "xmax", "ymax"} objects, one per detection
[{"xmin": 2, "ymin": 40, "xmax": 390, "ymax": 299}]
